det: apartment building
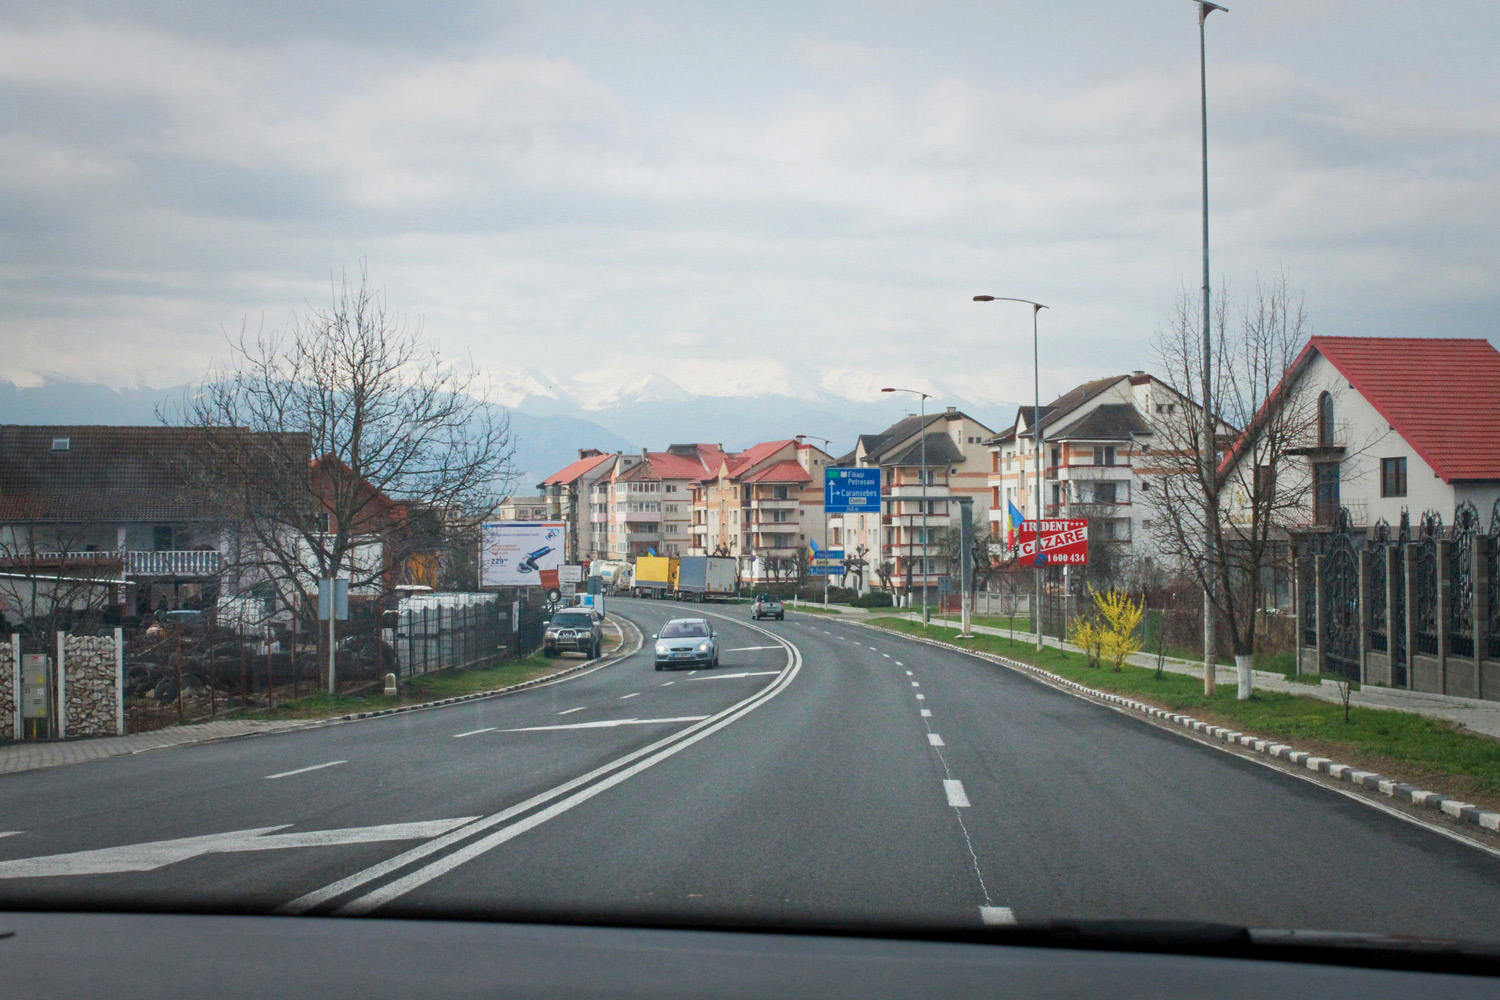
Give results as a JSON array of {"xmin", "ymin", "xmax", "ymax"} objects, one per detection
[
  {"xmin": 537, "ymin": 449, "xmax": 627, "ymax": 563},
  {"xmin": 987, "ymin": 372, "xmax": 1221, "ymax": 563},
  {"xmin": 689, "ymin": 439, "xmax": 832, "ymax": 582},
  {"xmin": 830, "ymin": 407, "xmax": 995, "ymax": 597},
  {"xmin": 606, "ymin": 445, "xmax": 727, "ymax": 559}
]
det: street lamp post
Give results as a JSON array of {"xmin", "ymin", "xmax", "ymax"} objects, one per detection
[
  {"xmin": 796, "ymin": 434, "xmax": 834, "ymax": 607},
  {"xmin": 1198, "ymin": 0, "xmax": 1226, "ymax": 694},
  {"xmin": 974, "ymin": 295, "xmax": 1048, "ymax": 652},
  {"xmin": 880, "ymin": 387, "xmax": 932, "ymax": 621}
]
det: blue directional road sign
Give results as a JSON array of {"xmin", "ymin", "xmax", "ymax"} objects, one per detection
[{"xmin": 825, "ymin": 467, "xmax": 882, "ymax": 514}]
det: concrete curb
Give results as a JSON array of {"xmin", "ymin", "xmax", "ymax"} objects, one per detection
[{"xmin": 855, "ymin": 621, "xmax": 1500, "ymax": 838}]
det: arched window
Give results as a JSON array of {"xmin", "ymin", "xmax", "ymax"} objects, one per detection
[{"xmin": 1317, "ymin": 391, "xmax": 1334, "ymax": 446}]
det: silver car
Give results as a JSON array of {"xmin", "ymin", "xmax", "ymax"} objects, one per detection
[{"xmin": 653, "ymin": 618, "xmax": 719, "ymax": 669}]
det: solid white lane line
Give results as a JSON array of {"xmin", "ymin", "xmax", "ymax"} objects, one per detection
[
  {"xmin": 329, "ymin": 639, "xmax": 805, "ymax": 916},
  {"xmin": 557, "ymin": 707, "xmax": 587, "ymax": 716},
  {"xmin": 265, "ymin": 761, "xmax": 346, "ymax": 780},
  {"xmin": 944, "ymin": 780, "xmax": 971, "ymax": 808},
  {"xmin": 981, "ymin": 906, "xmax": 1017, "ymax": 926},
  {"xmin": 501, "ymin": 717, "xmax": 710, "ymax": 733},
  {"xmin": 0, "ymin": 832, "xmax": 20, "ymax": 840},
  {"xmin": 688, "ymin": 670, "xmax": 779, "ymax": 680},
  {"xmin": 619, "ymin": 692, "xmax": 640, "ymax": 700},
  {"xmin": 921, "ymin": 709, "xmax": 932, "ymax": 717},
  {"xmin": 452, "ymin": 728, "xmax": 498, "ymax": 738},
  {"xmin": 928, "ymin": 734, "xmax": 945, "ymax": 747},
  {"xmin": 725, "ymin": 645, "xmax": 779, "ymax": 652}
]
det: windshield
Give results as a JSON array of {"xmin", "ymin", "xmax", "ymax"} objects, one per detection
[
  {"xmin": 660, "ymin": 621, "xmax": 708, "ymax": 638},
  {"xmin": 4, "ymin": 0, "xmax": 1500, "ymax": 969}
]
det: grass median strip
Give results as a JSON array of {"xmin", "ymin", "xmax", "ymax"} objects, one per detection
[
  {"xmin": 227, "ymin": 651, "xmax": 572, "ymax": 722},
  {"xmin": 868, "ymin": 617, "xmax": 1500, "ymax": 813}
]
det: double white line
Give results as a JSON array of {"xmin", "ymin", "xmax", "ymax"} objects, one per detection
[{"xmin": 282, "ymin": 617, "xmax": 801, "ymax": 916}]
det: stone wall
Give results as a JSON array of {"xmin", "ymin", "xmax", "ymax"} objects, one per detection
[
  {"xmin": 0, "ymin": 640, "xmax": 14, "ymax": 739},
  {"xmin": 63, "ymin": 634, "xmax": 120, "ymax": 737}
]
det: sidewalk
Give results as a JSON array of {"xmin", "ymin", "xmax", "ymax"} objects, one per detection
[{"xmin": 817, "ymin": 605, "xmax": 1500, "ymax": 741}]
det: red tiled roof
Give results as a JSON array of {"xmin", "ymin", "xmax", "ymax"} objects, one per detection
[
  {"xmin": 540, "ymin": 451, "xmax": 614, "ymax": 486},
  {"xmin": 1312, "ymin": 336, "xmax": 1500, "ymax": 483},
  {"xmin": 648, "ymin": 450, "xmax": 714, "ymax": 480},
  {"xmin": 727, "ymin": 439, "xmax": 794, "ymax": 478},
  {"xmin": 740, "ymin": 459, "xmax": 812, "ymax": 484}
]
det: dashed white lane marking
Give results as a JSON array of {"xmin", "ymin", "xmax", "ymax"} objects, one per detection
[
  {"xmin": 688, "ymin": 670, "xmax": 779, "ymax": 681},
  {"xmin": 928, "ymin": 734, "xmax": 945, "ymax": 747},
  {"xmin": 895, "ymin": 661, "xmax": 904, "ymax": 667},
  {"xmin": 943, "ymin": 779, "xmax": 971, "ymax": 808},
  {"xmin": 0, "ymin": 832, "xmax": 20, "ymax": 840},
  {"xmin": 619, "ymin": 692, "xmax": 640, "ymax": 700},
  {"xmin": 265, "ymin": 761, "xmax": 346, "ymax": 779},
  {"xmin": 921, "ymin": 709, "xmax": 933, "ymax": 717},
  {"xmin": 911, "ymin": 681, "xmax": 920, "ymax": 687},
  {"xmin": 687, "ymin": 670, "xmax": 699, "ymax": 675},
  {"xmin": 981, "ymin": 906, "xmax": 1017, "ymax": 926},
  {"xmin": 905, "ymin": 670, "xmax": 914, "ymax": 676},
  {"xmin": 501, "ymin": 717, "xmax": 710, "ymax": 733},
  {"xmin": 916, "ymin": 694, "xmax": 926, "ymax": 700},
  {"xmin": 557, "ymin": 707, "xmax": 587, "ymax": 716},
  {"xmin": 453, "ymin": 728, "xmax": 498, "ymax": 738},
  {"xmin": 660, "ymin": 681, "xmax": 675, "ymax": 687},
  {"xmin": 882, "ymin": 653, "xmax": 891, "ymax": 658}
]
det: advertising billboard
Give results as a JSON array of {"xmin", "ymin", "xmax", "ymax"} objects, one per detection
[
  {"xmin": 480, "ymin": 521, "xmax": 566, "ymax": 587},
  {"xmin": 1015, "ymin": 519, "xmax": 1090, "ymax": 565}
]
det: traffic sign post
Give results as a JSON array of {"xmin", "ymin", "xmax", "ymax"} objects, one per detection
[{"xmin": 824, "ymin": 468, "xmax": 881, "ymax": 513}]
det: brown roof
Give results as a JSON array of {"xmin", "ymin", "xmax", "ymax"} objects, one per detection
[
  {"xmin": 0, "ymin": 425, "xmax": 309, "ymax": 523},
  {"xmin": 539, "ymin": 451, "xmax": 616, "ymax": 487}
]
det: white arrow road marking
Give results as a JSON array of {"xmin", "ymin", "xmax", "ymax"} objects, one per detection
[
  {"xmin": 452, "ymin": 728, "xmax": 496, "ymax": 739},
  {"xmin": 0, "ymin": 818, "xmax": 479, "ymax": 879},
  {"xmin": 687, "ymin": 670, "xmax": 780, "ymax": 681},
  {"xmin": 501, "ymin": 716, "xmax": 709, "ymax": 733},
  {"xmin": 266, "ymin": 760, "xmax": 346, "ymax": 779}
]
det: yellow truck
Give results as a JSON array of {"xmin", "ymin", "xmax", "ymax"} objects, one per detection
[{"xmin": 633, "ymin": 555, "xmax": 679, "ymax": 599}]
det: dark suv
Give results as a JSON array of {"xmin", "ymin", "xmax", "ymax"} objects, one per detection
[
  {"xmin": 751, "ymin": 595, "xmax": 784, "ymax": 621},
  {"xmin": 544, "ymin": 608, "xmax": 603, "ymax": 658}
]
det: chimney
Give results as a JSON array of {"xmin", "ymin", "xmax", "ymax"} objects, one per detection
[{"xmin": 946, "ymin": 406, "xmax": 956, "ymax": 414}]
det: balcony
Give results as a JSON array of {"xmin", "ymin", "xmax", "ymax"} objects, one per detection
[
  {"xmin": 128, "ymin": 549, "xmax": 224, "ymax": 576},
  {"xmin": 748, "ymin": 497, "xmax": 798, "ymax": 510},
  {"xmin": 622, "ymin": 530, "xmax": 663, "ymax": 543},
  {"xmin": 1055, "ymin": 464, "xmax": 1134, "ymax": 481},
  {"xmin": 615, "ymin": 509, "xmax": 663, "ymax": 523},
  {"xmin": 589, "ymin": 512, "xmax": 609, "ymax": 523},
  {"xmin": 882, "ymin": 484, "xmax": 949, "ymax": 498}
]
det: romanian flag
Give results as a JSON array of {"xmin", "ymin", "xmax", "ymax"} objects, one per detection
[{"xmin": 1006, "ymin": 500, "xmax": 1026, "ymax": 549}]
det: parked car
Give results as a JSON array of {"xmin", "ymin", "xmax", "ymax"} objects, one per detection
[
  {"xmin": 751, "ymin": 595, "xmax": 784, "ymax": 621},
  {"xmin": 544, "ymin": 608, "xmax": 603, "ymax": 659},
  {"xmin": 653, "ymin": 618, "xmax": 719, "ymax": 669}
]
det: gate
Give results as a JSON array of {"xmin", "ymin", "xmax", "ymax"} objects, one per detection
[{"xmin": 1319, "ymin": 510, "xmax": 1360, "ymax": 681}]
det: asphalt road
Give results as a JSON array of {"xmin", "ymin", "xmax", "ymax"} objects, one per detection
[{"xmin": 3, "ymin": 597, "xmax": 1500, "ymax": 941}]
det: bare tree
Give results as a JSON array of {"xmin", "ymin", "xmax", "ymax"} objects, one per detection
[
  {"xmin": 1146, "ymin": 270, "xmax": 1352, "ymax": 698},
  {"xmin": 167, "ymin": 266, "xmax": 516, "ymax": 684},
  {"xmin": 0, "ymin": 519, "xmax": 118, "ymax": 636}
]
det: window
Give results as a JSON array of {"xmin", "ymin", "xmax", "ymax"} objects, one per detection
[
  {"xmin": 152, "ymin": 525, "xmax": 175, "ymax": 551},
  {"xmin": 1254, "ymin": 464, "xmax": 1276, "ymax": 503},
  {"xmin": 1380, "ymin": 457, "xmax": 1407, "ymax": 498},
  {"xmin": 1318, "ymin": 391, "xmax": 1335, "ymax": 446},
  {"xmin": 1094, "ymin": 482, "xmax": 1117, "ymax": 505},
  {"xmin": 1093, "ymin": 445, "xmax": 1116, "ymax": 466}
]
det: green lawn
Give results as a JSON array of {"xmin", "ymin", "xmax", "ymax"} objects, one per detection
[
  {"xmin": 868, "ymin": 617, "xmax": 1500, "ymax": 811},
  {"xmin": 786, "ymin": 604, "xmax": 845, "ymax": 615},
  {"xmin": 231, "ymin": 651, "xmax": 570, "ymax": 721}
]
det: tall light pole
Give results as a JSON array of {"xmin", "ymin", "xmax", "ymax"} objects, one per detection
[
  {"xmin": 973, "ymin": 296, "xmax": 1048, "ymax": 651},
  {"xmin": 1198, "ymin": 0, "xmax": 1226, "ymax": 694},
  {"xmin": 796, "ymin": 434, "xmax": 834, "ymax": 606},
  {"xmin": 881, "ymin": 387, "xmax": 932, "ymax": 621}
]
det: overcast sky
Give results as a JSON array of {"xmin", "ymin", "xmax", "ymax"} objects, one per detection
[{"xmin": 3, "ymin": 1, "xmax": 1497, "ymax": 407}]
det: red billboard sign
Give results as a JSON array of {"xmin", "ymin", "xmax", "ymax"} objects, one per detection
[{"xmin": 1016, "ymin": 518, "xmax": 1090, "ymax": 565}]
